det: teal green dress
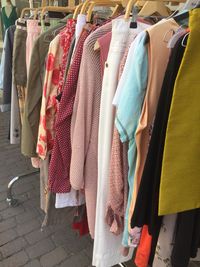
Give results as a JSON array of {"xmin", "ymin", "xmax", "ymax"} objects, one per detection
[{"xmin": 1, "ymin": 6, "xmax": 18, "ymax": 30}]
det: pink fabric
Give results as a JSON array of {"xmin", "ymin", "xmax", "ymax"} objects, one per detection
[
  {"xmin": 105, "ymin": 30, "xmax": 137, "ymax": 236},
  {"xmin": 105, "ymin": 126, "xmax": 128, "ymax": 235},
  {"xmin": 48, "ymin": 27, "xmax": 94, "ymax": 193},
  {"xmin": 97, "ymin": 31, "xmax": 112, "ymax": 77},
  {"xmin": 26, "ymin": 20, "xmax": 41, "ymax": 74},
  {"xmin": 70, "ymin": 22, "xmax": 112, "ymax": 238}
]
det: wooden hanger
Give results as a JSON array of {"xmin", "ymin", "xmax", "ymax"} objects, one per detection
[
  {"xmin": 138, "ymin": 0, "xmax": 170, "ymax": 17},
  {"xmin": 20, "ymin": 7, "xmax": 36, "ymax": 19},
  {"xmin": 135, "ymin": 1, "xmax": 146, "ymax": 7},
  {"xmin": 86, "ymin": 0, "xmax": 123, "ymax": 22},
  {"xmin": 33, "ymin": 7, "xmax": 44, "ymax": 20},
  {"xmin": 41, "ymin": 6, "xmax": 75, "ymax": 19},
  {"xmin": 80, "ymin": 0, "xmax": 91, "ymax": 14},
  {"xmin": 73, "ymin": 3, "xmax": 84, "ymax": 19},
  {"xmin": 124, "ymin": 0, "xmax": 185, "ymax": 20},
  {"xmin": 93, "ymin": 1, "xmax": 124, "ymax": 51},
  {"xmin": 41, "ymin": 0, "xmax": 47, "ymax": 7}
]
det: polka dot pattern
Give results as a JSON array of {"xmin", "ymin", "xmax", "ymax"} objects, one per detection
[{"xmin": 48, "ymin": 27, "xmax": 95, "ymax": 193}]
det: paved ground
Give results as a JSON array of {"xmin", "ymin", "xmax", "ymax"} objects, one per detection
[
  {"xmin": 0, "ymin": 111, "xmax": 94, "ymax": 267},
  {"xmin": 0, "ymin": 110, "xmax": 136, "ymax": 267},
  {"xmin": 1, "ymin": 108, "xmax": 199, "ymax": 267}
]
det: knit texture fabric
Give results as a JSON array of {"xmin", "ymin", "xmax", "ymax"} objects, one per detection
[{"xmin": 70, "ymin": 22, "xmax": 112, "ymax": 238}]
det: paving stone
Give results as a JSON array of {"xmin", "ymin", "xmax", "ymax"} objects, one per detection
[
  {"xmin": 0, "ymin": 228, "xmax": 18, "ymax": 246},
  {"xmin": 0, "ymin": 237, "xmax": 27, "ymax": 258},
  {"xmin": 0, "ymin": 192, "xmax": 7, "ymax": 201},
  {"xmin": 26, "ymin": 238, "xmax": 55, "ymax": 259},
  {"xmin": 83, "ymin": 243, "xmax": 93, "ymax": 260},
  {"xmin": 0, "ymin": 183, "xmax": 7, "ymax": 193},
  {"xmin": 16, "ymin": 218, "xmax": 41, "ymax": 236},
  {"xmin": 0, "ymin": 176, "xmax": 11, "ymax": 185},
  {"xmin": 14, "ymin": 182, "xmax": 34, "ymax": 195},
  {"xmin": 52, "ymin": 229, "xmax": 92, "ymax": 254},
  {"xmin": 22, "ymin": 198, "xmax": 41, "ymax": 210},
  {"xmin": 0, "ymin": 217, "xmax": 16, "ymax": 233},
  {"xmin": 40, "ymin": 247, "xmax": 68, "ymax": 267},
  {"xmin": 0, "ymin": 200, "xmax": 8, "ymax": 212},
  {"xmin": 1, "ymin": 250, "xmax": 29, "ymax": 267},
  {"xmin": 1, "ymin": 206, "xmax": 25, "ymax": 220},
  {"xmin": 59, "ymin": 250, "xmax": 91, "ymax": 267},
  {"xmin": 25, "ymin": 227, "xmax": 54, "ymax": 245},
  {"xmin": 16, "ymin": 209, "xmax": 38, "ymax": 224},
  {"xmin": 0, "ymin": 111, "xmax": 93, "ymax": 267},
  {"xmin": 24, "ymin": 259, "xmax": 42, "ymax": 267}
]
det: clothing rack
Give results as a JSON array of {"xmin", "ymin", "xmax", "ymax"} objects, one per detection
[
  {"xmin": 4, "ymin": 0, "xmax": 191, "ymax": 265},
  {"xmin": 6, "ymin": 170, "xmax": 39, "ymax": 207}
]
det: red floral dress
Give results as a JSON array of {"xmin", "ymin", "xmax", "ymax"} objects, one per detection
[{"xmin": 37, "ymin": 19, "xmax": 76, "ymax": 160}]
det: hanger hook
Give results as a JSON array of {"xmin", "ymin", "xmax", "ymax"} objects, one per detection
[
  {"xmin": 163, "ymin": 29, "xmax": 175, "ymax": 43},
  {"xmin": 181, "ymin": 31, "xmax": 190, "ymax": 47}
]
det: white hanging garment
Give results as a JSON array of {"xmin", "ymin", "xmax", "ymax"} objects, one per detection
[
  {"xmin": 93, "ymin": 18, "xmax": 133, "ymax": 267},
  {"xmin": 55, "ymin": 190, "xmax": 85, "ymax": 209},
  {"xmin": 153, "ymin": 215, "xmax": 177, "ymax": 267}
]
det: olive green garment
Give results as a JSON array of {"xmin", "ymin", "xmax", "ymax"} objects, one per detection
[
  {"xmin": 41, "ymin": 18, "xmax": 61, "ymax": 33},
  {"xmin": 21, "ymin": 21, "xmax": 66, "ymax": 158},
  {"xmin": 159, "ymin": 9, "xmax": 200, "ymax": 215}
]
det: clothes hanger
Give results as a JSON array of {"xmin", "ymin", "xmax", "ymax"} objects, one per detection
[
  {"xmin": 86, "ymin": 0, "xmax": 123, "ymax": 22},
  {"xmin": 33, "ymin": 7, "xmax": 43, "ymax": 20},
  {"xmin": 124, "ymin": 0, "xmax": 138, "ymax": 20},
  {"xmin": 41, "ymin": 6, "xmax": 75, "ymax": 20},
  {"xmin": 182, "ymin": 0, "xmax": 200, "ymax": 10},
  {"xmin": 81, "ymin": 0, "xmax": 123, "ymax": 16},
  {"xmin": 135, "ymin": 1, "xmax": 146, "ymax": 7},
  {"xmin": 138, "ymin": 0, "xmax": 170, "ymax": 17},
  {"xmin": 124, "ymin": 0, "xmax": 185, "ymax": 20},
  {"xmin": 137, "ymin": 0, "xmax": 187, "ymax": 17},
  {"xmin": 93, "ymin": 1, "xmax": 124, "ymax": 51},
  {"xmin": 73, "ymin": 3, "xmax": 84, "ymax": 19},
  {"xmin": 41, "ymin": 0, "xmax": 48, "ymax": 6},
  {"xmin": 20, "ymin": 7, "xmax": 36, "ymax": 19},
  {"xmin": 80, "ymin": 0, "xmax": 92, "ymax": 15},
  {"xmin": 170, "ymin": 0, "xmax": 199, "ymax": 24}
]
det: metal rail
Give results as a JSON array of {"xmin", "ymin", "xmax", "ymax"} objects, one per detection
[{"xmin": 7, "ymin": 170, "xmax": 39, "ymax": 207}]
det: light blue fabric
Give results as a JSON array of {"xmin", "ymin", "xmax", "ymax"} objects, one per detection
[{"xmin": 115, "ymin": 31, "xmax": 149, "ymax": 247}]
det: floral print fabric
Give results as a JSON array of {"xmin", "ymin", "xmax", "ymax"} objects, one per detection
[{"xmin": 37, "ymin": 19, "xmax": 76, "ymax": 160}]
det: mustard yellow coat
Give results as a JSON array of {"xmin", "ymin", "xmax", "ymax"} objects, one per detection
[{"xmin": 159, "ymin": 9, "xmax": 200, "ymax": 215}]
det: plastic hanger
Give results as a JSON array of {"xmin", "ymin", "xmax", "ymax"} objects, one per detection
[{"xmin": 182, "ymin": 0, "xmax": 200, "ymax": 10}]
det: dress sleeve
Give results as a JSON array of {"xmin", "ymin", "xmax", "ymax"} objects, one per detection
[{"xmin": 115, "ymin": 33, "xmax": 149, "ymax": 143}]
